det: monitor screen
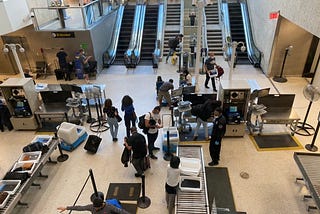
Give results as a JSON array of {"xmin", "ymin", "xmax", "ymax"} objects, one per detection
[
  {"xmin": 40, "ymin": 91, "xmax": 72, "ymax": 104},
  {"xmin": 171, "ymin": 88, "xmax": 183, "ymax": 97},
  {"xmin": 182, "ymin": 86, "xmax": 196, "ymax": 95},
  {"xmin": 229, "ymin": 106, "xmax": 238, "ymax": 113}
]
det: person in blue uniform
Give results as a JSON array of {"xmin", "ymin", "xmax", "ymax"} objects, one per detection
[{"xmin": 208, "ymin": 107, "xmax": 226, "ymax": 166}]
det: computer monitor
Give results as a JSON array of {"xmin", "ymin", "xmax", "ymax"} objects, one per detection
[
  {"xmin": 182, "ymin": 86, "xmax": 196, "ymax": 95},
  {"xmin": 171, "ymin": 88, "xmax": 183, "ymax": 97},
  {"xmin": 229, "ymin": 106, "xmax": 238, "ymax": 113},
  {"xmin": 40, "ymin": 91, "xmax": 73, "ymax": 104}
]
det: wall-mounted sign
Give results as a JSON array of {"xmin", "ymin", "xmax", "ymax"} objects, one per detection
[
  {"xmin": 269, "ymin": 11, "xmax": 279, "ymax": 20},
  {"xmin": 51, "ymin": 32, "xmax": 75, "ymax": 38}
]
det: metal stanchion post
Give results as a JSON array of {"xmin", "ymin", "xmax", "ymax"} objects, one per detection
[{"xmin": 137, "ymin": 174, "xmax": 151, "ymax": 208}]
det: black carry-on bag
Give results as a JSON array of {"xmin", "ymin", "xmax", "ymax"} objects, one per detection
[{"xmin": 84, "ymin": 132, "xmax": 102, "ymax": 154}]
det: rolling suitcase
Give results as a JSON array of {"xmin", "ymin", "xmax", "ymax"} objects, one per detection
[{"xmin": 84, "ymin": 133, "xmax": 102, "ymax": 153}]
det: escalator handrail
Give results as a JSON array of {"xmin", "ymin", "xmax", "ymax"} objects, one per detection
[
  {"xmin": 152, "ymin": 3, "xmax": 164, "ymax": 67},
  {"xmin": 221, "ymin": 2, "xmax": 232, "ymax": 60},
  {"xmin": 202, "ymin": 6, "xmax": 209, "ymax": 55},
  {"xmin": 133, "ymin": 4, "xmax": 146, "ymax": 65},
  {"xmin": 102, "ymin": 5, "xmax": 124, "ymax": 67},
  {"xmin": 240, "ymin": 1, "xmax": 261, "ymax": 67}
]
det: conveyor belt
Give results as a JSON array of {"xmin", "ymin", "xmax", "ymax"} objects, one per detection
[
  {"xmin": 176, "ymin": 145, "xmax": 210, "ymax": 214},
  {"xmin": 0, "ymin": 140, "xmax": 58, "ymax": 214},
  {"xmin": 294, "ymin": 152, "xmax": 320, "ymax": 209}
]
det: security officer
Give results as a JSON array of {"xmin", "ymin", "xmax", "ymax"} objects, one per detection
[{"xmin": 209, "ymin": 107, "xmax": 226, "ymax": 166}]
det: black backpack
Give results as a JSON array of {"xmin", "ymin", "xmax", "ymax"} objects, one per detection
[{"xmin": 138, "ymin": 112, "xmax": 151, "ymax": 134}]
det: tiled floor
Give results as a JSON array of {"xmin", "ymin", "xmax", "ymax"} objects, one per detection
[{"xmin": 1, "ymin": 56, "xmax": 320, "ymax": 214}]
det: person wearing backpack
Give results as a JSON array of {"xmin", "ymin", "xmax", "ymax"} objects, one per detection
[
  {"xmin": 145, "ymin": 106, "xmax": 162, "ymax": 159},
  {"xmin": 165, "ymin": 34, "xmax": 183, "ymax": 64}
]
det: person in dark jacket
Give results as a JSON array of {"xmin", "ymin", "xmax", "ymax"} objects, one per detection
[
  {"xmin": 121, "ymin": 95, "xmax": 136, "ymax": 137},
  {"xmin": 208, "ymin": 107, "xmax": 226, "ymax": 166},
  {"xmin": 124, "ymin": 127, "xmax": 148, "ymax": 177},
  {"xmin": 204, "ymin": 51, "xmax": 217, "ymax": 91},
  {"xmin": 57, "ymin": 197, "xmax": 130, "ymax": 214},
  {"xmin": 193, "ymin": 100, "xmax": 221, "ymax": 141},
  {"xmin": 165, "ymin": 34, "xmax": 183, "ymax": 63}
]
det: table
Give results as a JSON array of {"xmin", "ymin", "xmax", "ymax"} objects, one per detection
[
  {"xmin": 0, "ymin": 139, "xmax": 59, "ymax": 213},
  {"xmin": 34, "ymin": 103, "xmax": 69, "ymax": 128},
  {"xmin": 260, "ymin": 107, "xmax": 300, "ymax": 135}
]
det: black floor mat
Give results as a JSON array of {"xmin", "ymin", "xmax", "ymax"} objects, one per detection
[
  {"xmin": 251, "ymin": 134, "xmax": 302, "ymax": 150},
  {"xmin": 106, "ymin": 183, "xmax": 141, "ymax": 201},
  {"xmin": 205, "ymin": 167, "xmax": 236, "ymax": 213}
]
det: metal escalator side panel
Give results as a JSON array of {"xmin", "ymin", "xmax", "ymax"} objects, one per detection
[
  {"xmin": 221, "ymin": 2, "xmax": 232, "ymax": 60},
  {"xmin": 124, "ymin": 5, "xmax": 142, "ymax": 67},
  {"xmin": 103, "ymin": 5, "xmax": 124, "ymax": 67},
  {"xmin": 134, "ymin": 4, "xmax": 146, "ymax": 65},
  {"xmin": 240, "ymin": 0, "xmax": 262, "ymax": 68},
  {"xmin": 152, "ymin": 4, "xmax": 164, "ymax": 68}
]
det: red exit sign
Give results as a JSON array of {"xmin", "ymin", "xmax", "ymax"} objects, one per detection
[{"xmin": 269, "ymin": 11, "xmax": 279, "ymax": 19}]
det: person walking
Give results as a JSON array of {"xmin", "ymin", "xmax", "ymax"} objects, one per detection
[
  {"xmin": 57, "ymin": 197, "xmax": 130, "ymax": 214},
  {"xmin": 158, "ymin": 79, "xmax": 174, "ymax": 107},
  {"xmin": 204, "ymin": 51, "xmax": 217, "ymax": 92},
  {"xmin": 79, "ymin": 48, "xmax": 92, "ymax": 83},
  {"xmin": 145, "ymin": 106, "xmax": 162, "ymax": 159},
  {"xmin": 166, "ymin": 34, "xmax": 183, "ymax": 63},
  {"xmin": 208, "ymin": 107, "xmax": 226, "ymax": 166},
  {"xmin": 121, "ymin": 95, "xmax": 136, "ymax": 137},
  {"xmin": 165, "ymin": 155, "xmax": 181, "ymax": 214},
  {"xmin": 103, "ymin": 98, "xmax": 119, "ymax": 142},
  {"xmin": 156, "ymin": 75, "xmax": 164, "ymax": 98},
  {"xmin": 124, "ymin": 127, "xmax": 148, "ymax": 177},
  {"xmin": 193, "ymin": 99, "xmax": 222, "ymax": 141}
]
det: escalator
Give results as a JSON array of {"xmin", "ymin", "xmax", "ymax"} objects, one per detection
[
  {"xmin": 113, "ymin": 5, "xmax": 135, "ymax": 65},
  {"xmin": 139, "ymin": 4, "xmax": 158, "ymax": 65},
  {"xmin": 228, "ymin": 3, "xmax": 250, "ymax": 64}
]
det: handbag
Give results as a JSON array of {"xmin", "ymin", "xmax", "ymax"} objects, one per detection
[
  {"xmin": 116, "ymin": 115, "xmax": 122, "ymax": 123},
  {"xmin": 142, "ymin": 156, "xmax": 151, "ymax": 171},
  {"xmin": 121, "ymin": 147, "xmax": 131, "ymax": 167}
]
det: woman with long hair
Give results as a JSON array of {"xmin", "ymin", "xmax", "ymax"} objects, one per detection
[
  {"xmin": 121, "ymin": 95, "xmax": 136, "ymax": 137},
  {"xmin": 103, "ymin": 98, "xmax": 119, "ymax": 142}
]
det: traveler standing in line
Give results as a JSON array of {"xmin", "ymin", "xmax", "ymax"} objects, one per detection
[
  {"xmin": 204, "ymin": 51, "xmax": 217, "ymax": 92},
  {"xmin": 208, "ymin": 107, "xmax": 226, "ymax": 166},
  {"xmin": 121, "ymin": 95, "xmax": 136, "ymax": 137},
  {"xmin": 166, "ymin": 34, "xmax": 184, "ymax": 63},
  {"xmin": 124, "ymin": 127, "xmax": 148, "ymax": 177},
  {"xmin": 145, "ymin": 106, "xmax": 162, "ymax": 159},
  {"xmin": 103, "ymin": 98, "xmax": 119, "ymax": 142},
  {"xmin": 56, "ymin": 48, "xmax": 68, "ymax": 71},
  {"xmin": 79, "ymin": 48, "xmax": 92, "ymax": 83},
  {"xmin": 158, "ymin": 79, "xmax": 174, "ymax": 107},
  {"xmin": 156, "ymin": 75, "xmax": 164, "ymax": 98},
  {"xmin": 165, "ymin": 155, "xmax": 181, "ymax": 214}
]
